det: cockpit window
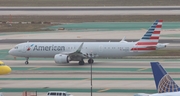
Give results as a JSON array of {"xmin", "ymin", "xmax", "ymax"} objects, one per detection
[{"xmin": 14, "ymin": 46, "xmax": 18, "ymax": 49}]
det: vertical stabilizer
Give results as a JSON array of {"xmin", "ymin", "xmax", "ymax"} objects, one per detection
[
  {"xmin": 151, "ymin": 62, "xmax": 180, "ymax": 93},
  {"xmin": 138, "ymin": 20, "xmax": 163, "ymax": 44},
  {"xmin": 131, "ymin": 20, "xmax": 163, "ymax": 51}
]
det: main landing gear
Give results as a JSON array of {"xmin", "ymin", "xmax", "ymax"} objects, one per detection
[
  {"xmin": 25, "ymin": 57, "xmax": 29, "ymax": 65},
  {"xmin": 78, "ymin": 58, "xmax": 94, "ymax": 65},
  {"xmin": 88, "ymin": 58, "xmax": 94, "ymax": 64},
  {"xmin": 79, "ymin": 58, "xmax": 85, "ymax": 65}
]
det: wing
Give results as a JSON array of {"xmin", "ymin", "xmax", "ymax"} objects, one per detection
[{"xmin": 60, "ymin": 42, "xmax": 86, "ymax": 58}]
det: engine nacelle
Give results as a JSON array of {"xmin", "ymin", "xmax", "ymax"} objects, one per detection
[{"xmin": 54, "ymin": 54, "xmax": 69, "ymax": 64}]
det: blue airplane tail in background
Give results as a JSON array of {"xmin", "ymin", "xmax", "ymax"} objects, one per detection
[{"xmin": 150, "ymin": 62, "xmax": 180, "ymax": 93}]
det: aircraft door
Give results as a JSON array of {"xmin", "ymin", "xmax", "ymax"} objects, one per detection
[
  {"xmin": 20, "ymin": 43, "xmax": 28, "ymax": 53},
  {"xmin": 19, "ymin": 44, "xmax": 25, "ymax": 53},
  {"xmin": 23, "ymin": 44, "xmax": 27, "ymax": 53}
]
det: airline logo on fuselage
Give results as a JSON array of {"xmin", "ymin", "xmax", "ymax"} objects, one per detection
[
  {"xmin": 27, "ymin": 44, "xmax": 34, "ymax": 51},
  {"xmin": 33, "ymin": 45, "xmax": 65, "ymax": 51}
]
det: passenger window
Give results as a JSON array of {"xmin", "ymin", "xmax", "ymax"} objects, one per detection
[
  {"xmin": 50, "ymin": 93, "xmax": 56, "ymax": 95},
  {"xmin": 63, "ymin": 93, "xmax": 66, "ymax": 96},
  {"xmin": 59, "ymin": 93, "xmax": 62, "ymax": 96}
]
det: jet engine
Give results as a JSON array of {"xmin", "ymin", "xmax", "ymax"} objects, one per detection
[{"xmin": 54, "ymin": 54, "xmax": 69, "ymax": 64}]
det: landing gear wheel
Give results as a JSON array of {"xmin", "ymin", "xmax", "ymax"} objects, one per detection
[
  {"xmin": 79, "ymin": 60, "xmax": 85, "ymax": 65},
  {"xmin": 88, "ymin": 59, "xmax": 94, "ymax": 64},
  {"xmin": 25, "ymin": 61, "xmax": 29, "ymax": 65},
  {"xmin": 25, "ymin": 57, "xmax": 29, "ymax": 65}
]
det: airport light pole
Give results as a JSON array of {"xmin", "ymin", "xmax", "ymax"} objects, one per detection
[
  {"xmin": 91, "ymin": 60, "xmax": 92, "ymax": 96},
  {"xmin": 89, "ymin": 54, "xmax": 93, "ymax": 96}
]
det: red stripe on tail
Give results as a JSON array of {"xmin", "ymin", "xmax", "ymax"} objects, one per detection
[
  {"xmin": 150, "ymin": 37, "xmax": 159, "ymax": 39},
  {"xmin": 158, "ymin": 20, "xmax": 163, "ymax": 22},
  {"xmin": 153, "ymin": 31, "xmax": 160, "ymax": 34},
  {"xmin": 156, "ymin": 25, "xmax": 162, "ymax": 28}
]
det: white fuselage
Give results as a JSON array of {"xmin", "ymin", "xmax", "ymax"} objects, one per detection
[
  {"xmin": 135, "ymin": 92, "xmax": 180, "ymax": 96},
  {"xmin": 9, "ymin": 42, "xmax": 150, "ymax": 58},
  {"xmin": 151, "ymin": 91, "xmax": 180, "ymax": 96}
]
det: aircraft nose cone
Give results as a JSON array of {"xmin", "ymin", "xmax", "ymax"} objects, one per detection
[
  {"xmin": 8, "ymin": 49, "xmax": 14, "ymax": 55},
  {"xmin": 8, "ymin": 49, "xmax": 11, "ymax": 54}
]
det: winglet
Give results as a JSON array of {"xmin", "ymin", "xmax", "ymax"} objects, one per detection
[
  {"xmin": 150, "ymin": 62, "xmax": 180, "ymax": 93},
  {"xmin": 120, "ymin": 36, "xmax": 128, "ymax": 43},
  {"xmin": 76, "ymin": 42, "xmax": 84, "ymax": 53},
  {"xmin": 120, "ymin": 36, "xmax": 126, "ymax": 42}
]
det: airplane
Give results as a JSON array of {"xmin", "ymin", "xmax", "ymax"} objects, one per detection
[
  {"xmin": 0, "ymin": 61, "xmax": 11, "ymax": 75},
  {"xmin": 134, "ymin": 62, "xmax": 180, "ymax": 96},
  {"xmin": 8, "ymin": 20, "xmax": 168, "ymax": 65}
]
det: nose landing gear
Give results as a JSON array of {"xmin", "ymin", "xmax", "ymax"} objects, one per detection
[{"xmin": 25, "ymin": 57, "xmax": 29, "ymax": 65}]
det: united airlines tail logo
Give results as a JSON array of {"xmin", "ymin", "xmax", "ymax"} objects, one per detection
[
  {"xmin": 27, "ymin": 44, "xmax": 34, "ymax": 51},
  {"xmin": 158, "ymin": 74, "xmax": 179, "ymax": 93}
]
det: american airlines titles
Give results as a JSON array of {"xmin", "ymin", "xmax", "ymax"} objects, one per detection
[{"xmin": 33, "ymin": 45, "xmax": 65, "ymax": 51}]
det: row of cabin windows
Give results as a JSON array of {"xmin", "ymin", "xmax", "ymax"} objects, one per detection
[
  {"xmin": 66, "ymin": 47, "xmax": 125, "ymax": 50},
  {"xmin": 48, "ymin": 93, "xmax": 66, "ymax": 96}
]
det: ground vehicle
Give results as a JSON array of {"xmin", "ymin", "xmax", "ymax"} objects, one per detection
[
  {"xmin": 0, "ymin": 61, "xmax": 11, "ymax": 75},
  {"xmin": 47, "ymin": 91, "xmax": 73, "ymax": 96}
]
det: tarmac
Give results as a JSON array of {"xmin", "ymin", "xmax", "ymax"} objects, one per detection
[
  {"xmin": 0, "ymin": 29, "xmax": 180, "ymax": 40},
  {"xmin": 1, "ymin": 59, "xmax": 180, "ymax": 96}
]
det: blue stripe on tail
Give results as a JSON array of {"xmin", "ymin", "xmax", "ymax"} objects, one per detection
[
  {"xmin": 140, "ymin": 20, "xmax": 162, "ymax": 40},
  {"xmin": 150, "ymin": 62, "xmax": 180, "ymax": 93},
  {"xmin": 140, "ymin": 20, "xmax": 158, "ymax": 39}
]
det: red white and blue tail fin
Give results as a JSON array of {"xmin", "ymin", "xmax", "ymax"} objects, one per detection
[
  {"xmin": 151, "ymin": 62, "xmax": 180, "ymax": 93},
  {"xmin": 137, "ymin": 20, "xmax": 163, "ymax": 45},
  {"xmin": 131, "ymin": 20, "xmax": 163, "ymax": 51}
]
